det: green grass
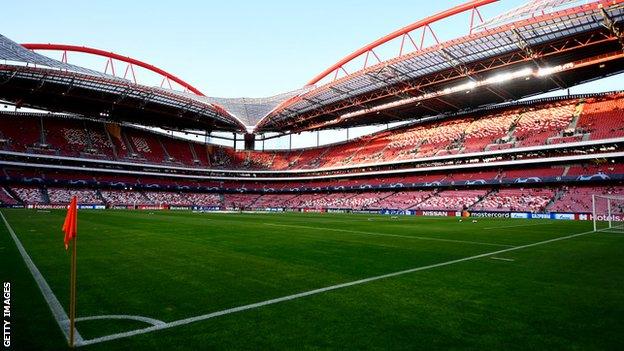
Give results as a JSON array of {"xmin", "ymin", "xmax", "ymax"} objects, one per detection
[{"xmin": 1, "ymin": 209, "xmax": 623, "ymax": 350}]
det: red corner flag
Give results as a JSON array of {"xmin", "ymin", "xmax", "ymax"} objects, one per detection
[
  {"xmin": 62, "ymin": 196, "xmax": 78, "ymax": 250},
  {"xmin": 62, "ymin": 196, "xmax": 79, "ymax": 347}
]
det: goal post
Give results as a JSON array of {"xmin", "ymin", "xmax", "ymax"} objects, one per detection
[{"xmin": 592, "ymin": 194, "xmax": 624, "ymax": 232}]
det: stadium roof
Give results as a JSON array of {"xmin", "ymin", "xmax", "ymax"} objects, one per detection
[
  {"xmin": 1, "ymin": 0, "xmax": 624, "ymax": 134},
  {"xmin": 198, "ymin": 89, "xmax": 313, "ymax": 130},
  {"xmin": 258, "ymin": 0, "xmax": 624, "ymax": 132},
  {"xmin": 0, "ymin": 35, "xmax": 247, "ymax": 131}
]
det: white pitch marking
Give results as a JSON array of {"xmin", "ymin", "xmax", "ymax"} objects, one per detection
[
  {"xmin": 73, "ymin": 314, "xmax": 165, "ymax": 327},
  {"xmin": 79, "ymin": 229, "xmax": 595, "ymax": 347},
  {"xmin": 264, "ymin": 223, "xmax": 514, "ymax": 248},
  {"xmin": 490, "ymin": 257, "xmax": 515, "ymax": 262},
  {"xmin": 0, "ymin": 211, "xmax": 85, "ymax": 346},
  {"xmin": 483, "ymin": 222, "xmax": 555, "ymax": 230}
]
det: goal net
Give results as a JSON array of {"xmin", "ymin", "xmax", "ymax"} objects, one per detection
[{"xmin": 592, "ymin": 194, "xmax": 624, "ymax": 233}]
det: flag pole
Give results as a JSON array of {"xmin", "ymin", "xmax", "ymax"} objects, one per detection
[
  {"xmin": 62, "ymin": 196, "xmax": 78, "ymax": 347},
  {"xmin": 63, "ymin": 196, "xmax": 78, "ymax": 348},
  {"xmin": 69, "ymin": 235, "xmax": 77, "ymax": 347}
]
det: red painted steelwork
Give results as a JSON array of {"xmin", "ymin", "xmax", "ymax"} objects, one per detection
[
  {"xmin": 306, "ymin": 0, "xmax": 498, "ymax": 86},
  {"xmin": 20, "ymin": 43, "xmax": 205, "ymax": 96}
]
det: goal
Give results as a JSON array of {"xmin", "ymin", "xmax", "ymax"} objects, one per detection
[{"xmin": 592, "ymin": 194, "xmax": 624, "ymax": 232}]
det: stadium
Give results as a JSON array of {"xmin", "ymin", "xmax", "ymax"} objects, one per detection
[{"xmin": 1, "ymin": 0, "xmax": 624, "ymax": 349}]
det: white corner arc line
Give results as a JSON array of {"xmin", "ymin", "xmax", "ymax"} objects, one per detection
[
  {"xmin": 74, "ymin": 315, "xmax": 165, "ymax": 327},
  {"xmin": 0, "ymin": 211, "xmax": 84, "ymax": 346},
  {"xmin": 264, "ymin": 223, "xmax": 514, "ymax": 248},
  {"xmin": 79, "ymin": 229, "xmax": 595, "ymax": 347}
]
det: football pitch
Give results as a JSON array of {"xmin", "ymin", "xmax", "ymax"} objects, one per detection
[{"xmin": 2, "ymin": 209, "xmax": 623, "ymax": 350}]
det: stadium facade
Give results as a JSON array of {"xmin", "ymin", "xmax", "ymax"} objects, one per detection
[{"xmin": 0, "ymin": 0, "xmax": 623, "ymax": 220}]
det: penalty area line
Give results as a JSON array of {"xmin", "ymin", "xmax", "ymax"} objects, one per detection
[{"xmin": 79, "ymin": 228, "xmax": 595, "ymax": 347}]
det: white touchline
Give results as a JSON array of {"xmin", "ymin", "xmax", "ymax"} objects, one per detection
[
  {"xmin": 0, "ymin": 211, "xmax": 85, "ymax": 346},
  {"xmin": 79, "ymin": 228, "xmax": 596, "ymax": 347},
  {"xmin": 483, "ymin": 222, "xmax": 555, "ymax": 230},
  {"xmin": 264, "ymin": 223, "xmax": 514, "ymax": 248},
  {"xmin": 490, "ymin": 257, "xmax": 515, "ymax": 262}
]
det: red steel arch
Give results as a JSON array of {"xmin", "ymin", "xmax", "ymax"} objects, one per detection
[
  {"xmin": 306, "ymin": 0, "xmax": 498, "ymax": 86},
  {"xmin": 20, "ymin": 43, "xmax": 205, "ymax": 96}
]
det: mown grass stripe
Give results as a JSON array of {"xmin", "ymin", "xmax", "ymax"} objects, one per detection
[{"xmin": 264, "ymin": 222, "xmax": 514, "ymax": 248}]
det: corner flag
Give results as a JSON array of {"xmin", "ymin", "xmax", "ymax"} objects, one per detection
[
  {"xmin": 62, "ymin": 196, "xmax": 78, "ymax": 347},
  {"xmin": 62, "ymin": 196, "xmax": 77, "ymax": 250}
]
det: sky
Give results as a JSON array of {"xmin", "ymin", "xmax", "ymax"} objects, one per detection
[
  {"xmin": 4, "ymin": 0, "xmax": 531, "ymax": 97},
  {"xmin": 3, "ymin": 0, "xmax": 622, "ymax": 148}
]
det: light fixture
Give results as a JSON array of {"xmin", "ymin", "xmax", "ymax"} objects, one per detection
[{"xmin": 339, "ymin": 61, "xmax": 579, "ymax": 120}]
